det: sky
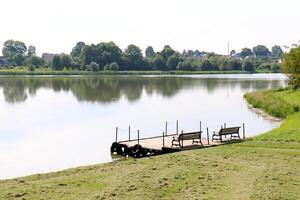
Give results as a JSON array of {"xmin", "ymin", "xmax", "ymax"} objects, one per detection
[{"xmin": 0, "ymin": 0, "xmax": 299, "ymax": 56}]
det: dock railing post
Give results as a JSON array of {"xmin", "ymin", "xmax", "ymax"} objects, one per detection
[
  {"xmin": 206, "ymin": 127, "xmax": 209, "ymax": 145},
  {"xmin": 165, "ymin": 121, "xmax": 168, "ymax": 136},
  {"xmin": 224, "ymin": 123, "xmax": 226, "ymax": 128},
  {"xmin": 137, "ymin": 130, "xmax": 140, "ymax": 145},
  {"xmin": 128, "ymin": 125, "xmax": 131, "ymax": 142},
  {"xmin": 243, "ymin": 123, "xmax": 245, "ymax": 139},
  {"xmin": 176, "ymin": 120, "xmax": 179, "ymax": 134},
  {"xmin": 163, "ymin": 131, "xmax": 165, "ymax": 147},
  {"xmin": 181, "ymin": 130, "xmax": 184, "ymax": 148},
  {"xmin": 115, "ymin": 127, "xmax": 118, "ymax": 142},
  {"xmin": 200, "ymin": 121, "xmax": 202, "ymax": 132}
]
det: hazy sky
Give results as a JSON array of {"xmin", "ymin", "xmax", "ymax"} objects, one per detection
[{"xmin": 1, "ymin": 0, "xmax": 299, "ymax": 55}]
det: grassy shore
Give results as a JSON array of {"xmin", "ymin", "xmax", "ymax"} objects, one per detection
[
  {"xmin": 0, "ymin": 89, "xmax": 299, "ymax": 200},
  {"xmin": 0, "ymin": 67, "xmax": 274, "ymax": 76}
]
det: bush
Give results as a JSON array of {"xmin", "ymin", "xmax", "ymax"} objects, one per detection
[
  {"xmin": 271, "ymin": 63, "xmax": 281, "ymax": 72},
  {"xmin": 258, "ymin": 63, "xmax": 272, "ymax": 71},
  {"xmin": 242, "ymin": 60, "xmax": 255, "ymax": 72},
  {"xmin": 90, "ymin": 62, "xmax": 99, "ymax": 72},
  {"xmin": 28, "ymin": 65, "xmax": 35, "ymax": 71},
  {"xmin": 109, "ymin": 62, "xmax": 119, "ymax": 71}
]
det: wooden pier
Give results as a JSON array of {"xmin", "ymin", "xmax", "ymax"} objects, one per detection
[{"xmin": 110, "ymin": 122, "xmax": 246, "ymax": 158}]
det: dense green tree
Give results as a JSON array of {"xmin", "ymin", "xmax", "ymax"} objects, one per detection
[
  {"xmin": 177, "ymin": 60, "xmax": 193, "ymax": 71},
  {"xmin": 2, "ymin": 40, "xmax": 27, "ymax": 66},
  {"xmin": 145, "ymin": 46, "xmax": 155, "ymax": 58},
  {"xmin": 26, "ymin": 56, "xmax": 45, "ymax": 67},
  {"xmin": 200, "ymin": 60, "xmax": 213, "ymax": 71},
  {"xmin": 124, "ymin": 44, "xmax": 144, "ymax": 70},
  {"xmin": 253, "ymin": 45, "xmax": 270, "ymax": 57},
  {"xmin": 61, "ymin": 55, "xmax": 72, "ymax": 69},
  {"xmin": 160, "ymin": 45, "xmax": 176, "ymax": 60},
  {"xmin": 229, "ymin": 59, "xmax": 242, "ymax": 70},
  {"xmin": 271, "ymin": 45, "xmax": 283, "ymax": 58},
  {"xmin": 240, "ymin": 48, "xmax": 253, "ymax": 58},
  {"xmin": 167, "ymin": 53, "xmax": 181, "ymax": 70},
  {"xmin": 2, "ymin": 40, "xmax": 27, "ymax": 58},
  {"xmin": 282, "ymin": 46, "xmax": 300, "ymax": 88},
  {"xmin": 51, "ymin": 55, "xmax": 63, "ymax": 70},
  {"xmin": 96, "ymin": 42, "xmax": 122, "ymax": 68},
  {"xmin": 71, "ymin": 42, "xmax": 85, "ymax": 58},
  {"xmin": 153, "ymin": 55, "xmax": 167, "ymax": 70},
  {"xmin": 27, "ymin": 45, "xmax": 36, "ymax": 57},
  {"xmin": 243, "ymin": 60, "xmax": 255, "ymax": 72}
]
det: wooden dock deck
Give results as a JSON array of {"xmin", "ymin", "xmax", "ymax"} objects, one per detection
[
  {"xmin": 111, "ymin": 132, "xmax": 240, "ymax": 158},
  {"xmin": 110, "ymin": 122, "xmax": 245, "ymax": 158}
]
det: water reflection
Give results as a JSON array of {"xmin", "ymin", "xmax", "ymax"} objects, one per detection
[
  {"xmin": 0, "ymin": 75, "xmax": 286, "ymax": 104},
  {"xmin": 0, "ymin": 74, "xmax": 288, "ymax": 179}
]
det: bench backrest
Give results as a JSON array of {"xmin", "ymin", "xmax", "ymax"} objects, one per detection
[
  {"xmin": 178, "ymin": 131, "xmax": 201, "ymax": 140},
  {"xmin": 219, "ymin": 127, "xmax": 240, "ymax": 135}
]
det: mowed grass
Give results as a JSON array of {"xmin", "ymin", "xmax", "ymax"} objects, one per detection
[{"xmin": 0, "ymin": 89, "xmax": 299, "ymax": 200}]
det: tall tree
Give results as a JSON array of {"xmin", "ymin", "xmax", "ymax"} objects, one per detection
[
  {"xmin": 27, "ymin": 45, "xmax": 36, "ymax": 57},
  {"xmin": 61, "ymin": 55, "xmax": 72, "ymax": 69},
  {"xmin": 253, "ymin": 45, "xmax": 270, "ymax": 57},
  {"xmin": 240, "ymin": 48, "xmax": 253, "ymax": 58},
  {"xmin": 145, "ymin": 46, "xmax": 155, "ymax": 58},
  {"xmin": 2, "ymin": 40, "xmax": 27, "ymax": 58},
  {"xmin": 124, "ymin": 44, "xmax": 144, "ymax": 69},
  {"xmin": 282, "ymin": 46, "xmax": 300, "ymax": 89},
  {"xmin": 271, "ymin": 45, "xmax": 284, "ymax": 58},
  {"xmin": 71, "ymin": 42, "xmax": 85, "ymax": 58},
  {"xmin": 160, "ymin": 45, "xmax": 175, "ymax": 60},
  {"xmin": 51, "ymin": 55, "xmax": 63, "ymax": 70}
]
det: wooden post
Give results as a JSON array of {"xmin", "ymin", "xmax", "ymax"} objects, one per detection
[
  {"xmin": 115, "ymin": 127, "xmax": 118, "ymax": 142},
  {"xmin": 176, "ymin": 120, "xmax": 179, "ymax": 134},
  {"xmin": 224, "ymin": 123, "xmax": 226, "ymax": 128},
  {"xmin": 128, "ymin": 125, "xmax": 131, "ymax": 142},
  {"xmin": 243, "ymin": 123, "xmax": 245, "ymax": 139},
  {"xmin": 181, "ymin": 130, "xmax": 184, "ymax": 148},
  {"xmin": 206, "ymin": 127, "xmax": 209, "ymax": 145},
  {"xmin": 163, "ymin": 132, "xmax": 165, "ymax": 147},
  {"xmin": 137, "ymin": 130, "xmax": 140, "ymax": 145},
  {"xmin": 165, "ymin": 121, "xmax": 168, "ymax": 136}
]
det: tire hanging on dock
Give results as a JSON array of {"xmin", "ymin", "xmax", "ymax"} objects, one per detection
[
  {"xmin": 118, "ymin": 144, "xmax": 129, "ymax": 156},
  {"xmin": 131, "ymin": 144, "xmax": 146, "ymax": 158},
  {"xmin": 110, "ymin": 142, "xmax": 120, "ymax": 154}
]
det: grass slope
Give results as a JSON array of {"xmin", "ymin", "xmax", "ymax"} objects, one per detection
[{"xmin": 0, "ymin": 89, "xmax": 299, "ymax": 200}]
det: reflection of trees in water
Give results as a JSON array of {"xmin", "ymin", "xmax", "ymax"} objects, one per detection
[
  {"xmin": 2, "ymin": 79, "xmax": 28, "ymax": 103},
  {"xmin": 0, "ymin": 77, "xmax": 286, "ymax": 104}
]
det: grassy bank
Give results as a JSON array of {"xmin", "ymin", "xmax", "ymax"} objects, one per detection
[
  {"xmin": 0, "ymin": 68, "xmax": 273, "ymax": 76},
  {"xmin": 0, "ymin": 89, "xmax": 299, "ymax": 200}
]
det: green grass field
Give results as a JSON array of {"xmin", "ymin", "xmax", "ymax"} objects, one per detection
[
  {"xmin": 0, "ymin": 67, "xmax": 272, "ymax": 76},
  {"xmin": 0, "ymin": 89, "xmax": 299, "ymax": 200}
]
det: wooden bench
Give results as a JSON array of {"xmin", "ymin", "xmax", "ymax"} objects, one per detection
[
  {"xmin": 212, "ymin": 126, "xmax": 241, "ymax": 142},
  {"xmin": 171, "ymin": 131, "xmax": 203, "ymax": 147}
]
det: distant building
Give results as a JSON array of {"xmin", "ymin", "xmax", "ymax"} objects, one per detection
[{"xmin": 42, "ymin": 53, "xmax": 55, "ymax": 63}]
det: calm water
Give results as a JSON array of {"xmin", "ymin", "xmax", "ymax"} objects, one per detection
[{"xmin": 0, "ymin": 74, "xmax": 287, "ymax": 179}]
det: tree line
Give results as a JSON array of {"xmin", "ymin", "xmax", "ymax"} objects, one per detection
[{"xmin": 0, "ymin": 39, "xmax": 284, "ymax": 72}]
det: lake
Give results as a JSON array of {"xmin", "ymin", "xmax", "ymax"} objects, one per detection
[{"xmin": 0, "ymin": 74, "xmax": 287, "ymax": 179}]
